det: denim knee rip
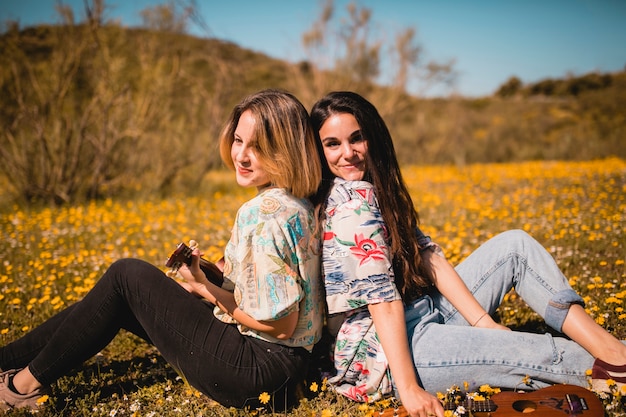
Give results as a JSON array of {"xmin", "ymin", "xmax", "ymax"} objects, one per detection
[
  {"xmin": 544, "ymin": 331, "xmax": 565, "ymax": 365},
  {"xmin": 544, "ymin": 289, "xmax": 585, "ymax": 332}
]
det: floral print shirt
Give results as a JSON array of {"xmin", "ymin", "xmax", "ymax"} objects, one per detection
[
  {"xmin": 322, "ymin": 178, "xmax": 434, "ymax": 402},
  {"xmin": 322, "ymin": 178, "xmax": 399, "ymax": 402},
  {"xmin": 215, "ymin": 187, "xmax": 323, "ymax": 352}
]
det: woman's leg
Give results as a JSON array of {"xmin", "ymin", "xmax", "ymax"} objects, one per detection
[
  {"xmin": 432, "ymin": 230, "xmax": 583, "ymax": 331},
  {"xmin": 1, "ymin": 301, "xmax": 150, "ymax": 373},
  {"xmin": 430, "ymin": 229, "xmax": 626, "ymax": 368},
  {"xmin": 562, "ymin": 305, "xmax": 626, "ymax": 366},
  {"xmin": 1, "ymin": 304, "xmax": 80, "ymax": 372},
  {"xmin": 411, "ymin": 321, "xmax": 595, "ymax": 394},
  {"xmin": 2, "ymin": 258, "xmax": 309, "ymax": 409}
]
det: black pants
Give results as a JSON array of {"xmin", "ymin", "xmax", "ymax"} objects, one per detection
[{"xmin": 0, "ymin": 258, "xmax": 309, "ymax": 409}]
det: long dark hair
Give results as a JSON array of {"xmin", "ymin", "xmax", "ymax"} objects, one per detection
[{"xmin": 311, "ymin": 91, "xmax": 433, "ymax": 302}]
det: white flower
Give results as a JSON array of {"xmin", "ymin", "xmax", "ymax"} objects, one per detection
[{"xmin": 454, "ymin": 406, "xmax": 467, "ymax": 416}]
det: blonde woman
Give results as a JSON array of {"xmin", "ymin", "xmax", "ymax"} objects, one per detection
[{"xmin": 1, "ymin": 89, "xmax": 324, "ymax": 411}]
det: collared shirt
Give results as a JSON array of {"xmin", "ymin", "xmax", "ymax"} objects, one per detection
[
  {"xmin": 216, "ymin": 187, "xmax": 323, "ymax": 352},
  {"xmin": 322, "ymin": 178, "xmax": 433, "ymax": 402}
]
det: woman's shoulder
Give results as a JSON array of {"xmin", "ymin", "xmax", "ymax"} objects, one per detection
[
  {"xmin": 252, "ymin": 187, "xmax": 314, "ymax": 217},
  {"xmin": 328, "ymin": 178, "xmax": 378, "ymax": 206}
]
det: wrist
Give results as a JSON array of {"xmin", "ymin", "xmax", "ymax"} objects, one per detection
[{"xmin": 471, "ymin": 312, "xmax": 489, "ymax": 327}]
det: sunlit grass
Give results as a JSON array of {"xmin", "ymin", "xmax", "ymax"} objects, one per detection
[{"xmin": 1, "ymin": 159, "xmax": 624, "ymax": 416}]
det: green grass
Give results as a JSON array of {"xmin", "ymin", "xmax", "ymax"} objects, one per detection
[{"xmin": 1, "ymin": 160, "xmax": 625, "ymax": 416}]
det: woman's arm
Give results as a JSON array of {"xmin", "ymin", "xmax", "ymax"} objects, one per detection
[
  {"xmin": 369, "ymin": 300, "xmax": 444, "ymax": 417},
  {"xmin": 424, "ymin": 249, "xmax": 508, "ymax": 330},
  {"xmin": 177, "ymin": 251, "xmax": 299, "ymax": 339}
]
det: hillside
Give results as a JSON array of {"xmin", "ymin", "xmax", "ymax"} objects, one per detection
[{"xmin": 1, "ymin": 22, "xmax": 625, "ymax": 204}]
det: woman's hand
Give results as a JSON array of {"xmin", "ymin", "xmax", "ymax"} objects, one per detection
[
  {"xmin": 177, "ymin": 247, "xmax": 213, "ymax": 297},
  {"xmin": 399, "ymin": 385, "xmax": 445, "ymax": 417}
]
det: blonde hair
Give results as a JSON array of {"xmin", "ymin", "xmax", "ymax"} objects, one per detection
[{"xmin": 219, "ymin": 89, "xmax": 321, "ymax": 199}]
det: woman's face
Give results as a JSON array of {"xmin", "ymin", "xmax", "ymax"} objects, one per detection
[
  {"xmin": 318, "ymin": 113, "xmax": 368, "ymax": 181},
  {"xmin": 231, "ymin": 110, "xmax": 271, "ymax": 190}
]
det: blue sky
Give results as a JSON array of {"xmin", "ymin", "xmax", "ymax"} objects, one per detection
[{"xmin": 2, "ymin": 0, "xmax": 625, "ymax": 97}]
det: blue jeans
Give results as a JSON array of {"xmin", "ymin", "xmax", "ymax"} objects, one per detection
[
  {"xmin": 0, "ymin": 259, "xmax": 309, "ymax": 409},
  {"xmin": 406, "ymin": 229, "xmax": 616, "ymax": 393}
]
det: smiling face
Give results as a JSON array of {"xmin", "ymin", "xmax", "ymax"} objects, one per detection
[
  {"xmin": 231, "ymin": 110, "xmax": 271, "ymax": 190},
  {"xmin": 318, "ymin": 113, "xmax": 368, "ymax": 181}
]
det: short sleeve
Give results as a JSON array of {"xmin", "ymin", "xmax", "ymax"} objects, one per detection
[
  {"xmin": 415, "ymin": 226, "xmax": 435, "ymax": 251},
  {"xmin": 221, "ymin": 193, "xmax": 305, "ymax": 323},
  {"xmin": 323, "ymin": 181, "xmax": 401, "ymax": 315},
  {"xmin": 237, "ymin": 213, "xmax": 303, "ymax": 321}
]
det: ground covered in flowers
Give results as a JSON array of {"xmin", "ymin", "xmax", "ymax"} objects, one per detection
[{"xmin": 1, "ymin": 159, "xmax": 624, "ymax": 416}]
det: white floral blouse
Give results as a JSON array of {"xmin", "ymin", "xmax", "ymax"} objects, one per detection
[
  {"xmin": 322, "ymin": 178, "xmax": 434, "ymax": 402},
  {"xmin": 215, "ymin": 187, "xmax": 323, "ymax": 352}
]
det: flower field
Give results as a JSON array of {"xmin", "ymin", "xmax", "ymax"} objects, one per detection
[{"xmin": 1, "ymin": 159, "xmax": 625, "ymax": 416}]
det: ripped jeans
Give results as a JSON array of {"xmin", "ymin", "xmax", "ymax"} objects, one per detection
[{"xmin": 406, "ymin": 229, "xmax": 596, "ymax": 393}]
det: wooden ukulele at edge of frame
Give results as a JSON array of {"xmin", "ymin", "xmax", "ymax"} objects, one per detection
[{"xmin": 373, "ymin": 384, "xmax": 604, "ymax": 417}]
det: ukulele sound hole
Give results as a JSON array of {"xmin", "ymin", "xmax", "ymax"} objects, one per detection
[{"xmin": 512, "ymin": 400, "xmax": 537, "ymax": 413}]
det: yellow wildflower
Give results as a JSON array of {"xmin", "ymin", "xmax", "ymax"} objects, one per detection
[
  {"xmin": 309, "ymin": 381, "xmax": 318, "ymax": 392},
  {"xmin": 479, "ymin": 384, "xmax": 501, "ymax": 395},
  {"xmin": 377, "ymin": 398, "xmax": 391, "ymax": 409},
  {"xmin": 605, "ymin": 296, "xmax": 622, "ymax": 304},
  {"xmin": 258, "ymin": 392, "xmax": 270, "ymax": 404}
]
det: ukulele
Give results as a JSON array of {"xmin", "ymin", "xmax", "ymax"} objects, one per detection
[
  {"xmin": 373, "ymin": 384, "xmax": 603, "ymax": 417},
  {"xmin": 165, "ymin": 240, "xmax": 224, "ymax": 287}
]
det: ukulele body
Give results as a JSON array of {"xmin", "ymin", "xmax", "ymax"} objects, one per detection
[{"xmin": 374, "ymin": 384, "xmax": 603, "ymax": 417}]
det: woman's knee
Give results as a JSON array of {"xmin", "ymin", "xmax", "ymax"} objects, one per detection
[
  {"xmin": 493, "ymin": 229, "xmax": 546, "ymax": 257},
  {"xmin": 103, "ymin": 258, "xmax": 162, "ymax": 286},
  {"xmin": 107, "ymin": 257, "xmax": 145, "ymax": 274},
  {"xmin": 498, "ymin": 229, "xmax": 533, "ymax": 244}
]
